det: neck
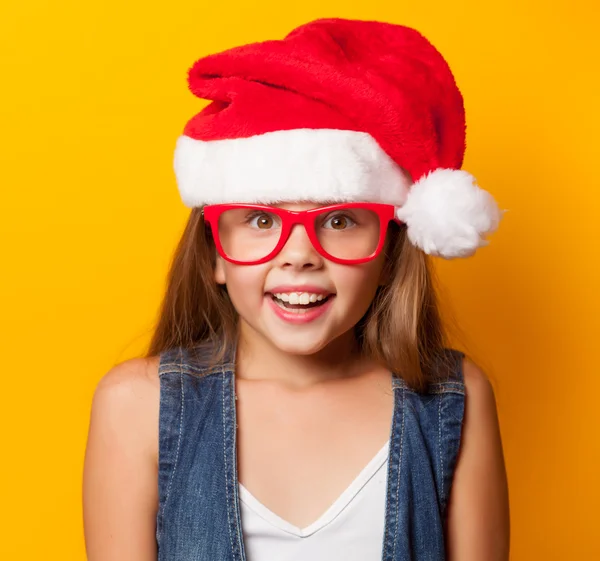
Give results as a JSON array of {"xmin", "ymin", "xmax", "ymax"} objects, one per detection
[{"xmin": 235, "ymin": 321, "xmax": 369, "ymax": 389}]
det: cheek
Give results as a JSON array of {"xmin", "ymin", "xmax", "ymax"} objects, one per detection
[
  {"xmin": 217, "ymin": 262, "xmax": 268, "ymax": 311},
  {"xmin": 336, "ymin": 257, "xmax": 384, "ymax": 293},
  {"xmin": 331, "ymin": 260, "xmax": 384, "ymax": 311}
]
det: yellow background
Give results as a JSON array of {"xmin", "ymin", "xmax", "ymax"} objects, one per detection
[{"xmin": 1, "ymin": 0, "xmax": 598, "ymax": 558}]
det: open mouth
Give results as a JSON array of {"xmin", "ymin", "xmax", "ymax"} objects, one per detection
[{"xmin": 268, "ymin": 292, "xmax": 334, "ymax": 313}]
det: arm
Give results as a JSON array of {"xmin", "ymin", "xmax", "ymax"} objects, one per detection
[
  {"xmin": 83, "ymin": 357, "xmax": 160, "ymax": 560},
  {"xmin": 445, "ymin": 358, "xmax": 511, "ymax": 561}
]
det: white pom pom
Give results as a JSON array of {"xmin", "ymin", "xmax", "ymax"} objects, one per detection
[{"xmin": 395, "ymin": 168, "xmax": 505, "ymax": 259}]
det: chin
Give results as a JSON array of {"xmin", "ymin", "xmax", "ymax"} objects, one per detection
[{"xmin": 267, "ymin": 333, "xmax": 333, "ymax": 356}]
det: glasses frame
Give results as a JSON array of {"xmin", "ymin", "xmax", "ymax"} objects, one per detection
[{"xmin": 202, "ymin": 202, "xmax": 399, "ymax": 265}]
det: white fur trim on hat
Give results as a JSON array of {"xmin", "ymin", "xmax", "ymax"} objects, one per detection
[
  {"xmin": 395, "ymin": 168, "xmax": 505, "ymax": 259},
  {"xmin": 173, "ymin": 128, "xmax": 412, "ymax": 207}
]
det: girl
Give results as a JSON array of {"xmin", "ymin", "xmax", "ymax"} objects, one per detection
[{"xmin": 83, "ymin": 17, "xmax": 510, "ymax": 561}]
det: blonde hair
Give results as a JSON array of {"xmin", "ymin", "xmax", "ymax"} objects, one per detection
[{"xmin": 143, "ymin": 206, "xmax": 468, "ymax": 393}]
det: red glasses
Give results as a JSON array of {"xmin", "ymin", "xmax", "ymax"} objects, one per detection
[{"xmin": 202, "ymin": 203, "xmax": 399, "ymax": 265}]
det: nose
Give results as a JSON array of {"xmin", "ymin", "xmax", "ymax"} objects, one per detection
[{"xmin": 276, "ymin": 224, "xmax": 324, "ymax": 270}]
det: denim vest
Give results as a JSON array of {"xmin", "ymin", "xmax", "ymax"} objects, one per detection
[{"xmin": 156, "ymin": 343, "xmax": 465, "ymax": 560}]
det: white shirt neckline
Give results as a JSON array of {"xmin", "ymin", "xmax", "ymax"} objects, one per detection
[{"xmin": 238, "ymin": 439, "xmax": 390, "ymax": 538}]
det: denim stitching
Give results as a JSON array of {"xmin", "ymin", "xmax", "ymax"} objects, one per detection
[
  {"xmin": 382, "ymin": 384, "xmax": 398, "ymax": 560},
  {"xmin": 391, "ymin": 387, "xmax": 406, "ymax": 561},
  {"xmin": 158, "ymin": 348, "xmax": 185, "ymax": 542},
  {"xmin": 229, "ymin": 366, "xmax": 245, "ymax": 560},
  {"xmin": 159, "ymin": 362, "xmax": 235, "ymax": 378},
  {"xmin": 438, "ymin": 392, "xmax": 444, "ymax": 511},
  {"xmin": 222, "ymin": 370, "xmax": 236, "ymax": 557},
  {"xmin": 391, "ymin": 376, "xmax": 465, "ymax": 396}
]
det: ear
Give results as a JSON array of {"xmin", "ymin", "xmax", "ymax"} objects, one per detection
[{"xmin": 214, "ymin": 254, "xmax": 227, "ymax": 285}]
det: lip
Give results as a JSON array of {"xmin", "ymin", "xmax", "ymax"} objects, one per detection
[
  {"xmin": 265, "ymin": 284, "xmax": 334, "ymax": 296},
  {"xmin": 265, "ymin": 293, "xmax": 335, "ymax": 324}
]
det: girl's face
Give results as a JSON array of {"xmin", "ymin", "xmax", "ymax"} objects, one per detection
[{"xmin": 213, "ymin": 202, "xmax": 388, "ymax": 356}]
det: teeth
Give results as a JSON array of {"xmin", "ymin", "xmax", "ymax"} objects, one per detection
[{"xmin": 273, "ymin": 291, "xmax": 328, "ymax": 306}]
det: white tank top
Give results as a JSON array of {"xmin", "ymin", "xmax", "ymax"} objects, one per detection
[{"xmin": 238, "ymin": 439, "xmax": 390, "ymax": 561}]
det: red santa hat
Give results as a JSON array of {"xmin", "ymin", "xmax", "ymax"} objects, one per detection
[{"xmin": 174, "ymin": 17, "xmax": 504, "ymax": 259}]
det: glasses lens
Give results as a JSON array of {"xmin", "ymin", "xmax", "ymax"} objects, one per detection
[
  {"xmin": 315, "ymin": 207, "xmax": 381, "ymax": 260},
  {"xmin": 217, "ymin": 208, "xmax": 282, "ymax": 262}
]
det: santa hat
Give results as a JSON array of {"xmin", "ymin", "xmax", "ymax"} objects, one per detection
[{"xmin": 173, "ymin": 17, "xmax": 504, "ymax": 259}]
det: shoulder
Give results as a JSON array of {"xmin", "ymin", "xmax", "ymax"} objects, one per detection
[
  {"xmin": 96, "ymin": 354, "xmax": 161, "ymax": 393},
  {"xmin": 461, "ymin": 356, "xmax": 494, "ymax": 397},
  {"xmin": 445, "ymin": 356, "xmax": 510, "ymax": 560},
  {"xmin": 91, "ymin": 355, "xmax": 161, "ymax": 463},
  {"xmin": 94, "ymin": 355, "xmax": 161, "ymax": 416},
  {"xmin": 459, "ymin": 357, "xmax": 505, "ymax": 450},
  {"xmin": 83, "ymin": 356, "xmax": 161, "ymax": 555},
  {"xmin": 459, "ymin": 357, "xmax": 502, "ymax": 457}
]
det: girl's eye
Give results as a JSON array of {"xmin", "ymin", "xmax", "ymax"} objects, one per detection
[
  {"xmin": 246, "ymin": 212, "xmax": 280, "ymax": 229},
  {"xmin": 322, "ymin": 213, "xmax": 356, "ymax": 230}
]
